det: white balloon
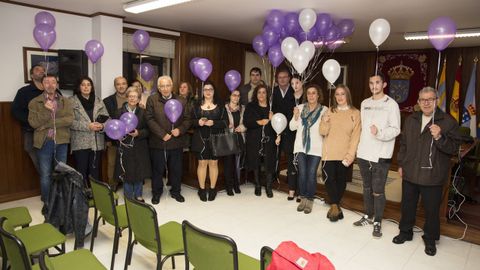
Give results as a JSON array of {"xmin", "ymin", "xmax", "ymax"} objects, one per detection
[
  {"xmin": 322, "ymin": 59, "xmax": 341, "ymax": 85},
  {"xmin": 271, "ymin": 113, "xmax": 288, "ymax": 135},
  {"xmin": 300, "ymin": 41, "xmax": 315, "ymax": 61},
  {"xmin": 369, "ymin": 18, "xmax": 391, "ymax": 47},
  {"xmin": 281, "ymin": 37, "xmax": 298, "ymax": 62},
  {"xmin": 299, "ymin": 8, "xmax": 317, "ymax": 32},
  {"xmin": 291, "ymin": 48, "xmax": 310, "ymax": 74}
]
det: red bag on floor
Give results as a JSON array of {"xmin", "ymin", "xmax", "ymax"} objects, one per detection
[{"xmin": 267, "ymin": 241, "xmax": 335, "ymax": 270}]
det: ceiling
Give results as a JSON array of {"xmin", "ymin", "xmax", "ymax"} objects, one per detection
[{"xmin": 13, "ymin": 0, "xmax": 480, "ymax": 51}]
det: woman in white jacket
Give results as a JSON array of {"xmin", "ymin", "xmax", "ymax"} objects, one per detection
[{"xmin": 289, "ymin": 84, "xmax": 327, "ymax": 214}]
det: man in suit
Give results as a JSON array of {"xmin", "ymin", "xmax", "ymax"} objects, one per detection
[{"xmin": 271, "ymin": 68, "xmax": 297, "ymax": 199}]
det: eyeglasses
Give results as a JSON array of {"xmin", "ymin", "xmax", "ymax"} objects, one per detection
[
  {"xmin": 418, "ymin": 98, "xmax": 436, "ymax": 104},
  {"xmin": 159, "ymin": 84, "xmax": 172, "ymax": 89},
  {"xmin": 231, "ymin": 94, "xmax": 240, "ymax": 97},
  {"xmin": 204, "ymin": 87, "xmax": 214, "ymax": 91}
]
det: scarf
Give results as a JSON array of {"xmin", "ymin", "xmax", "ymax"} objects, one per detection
[
  {"xmin": 301, "ymin": 104, "xmax": 322, "ymax": 153},
  {"xmin": 77, "ymin": 94, "xmax": 95, "ymax": 114}
]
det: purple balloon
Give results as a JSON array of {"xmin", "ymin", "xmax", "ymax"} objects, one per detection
[
  {"xmin": 315, "ymin": 13, "xmax": 332, "ymax": 37},
  {"xmin": 224, "ymin": 70, "xmax": 242, "ymax": 92},
  {"xmin": 35, "ymin": 11, "xmax": 56, "ymax": 27},
  {"xmin": 252, "ymin": 35, "xmax": 267, "ymax": 57},
  {"xmin": 84, "ymin": 40, "xmax": 104, "ymax": 63},
  {"xmin": 266, "ymin": 10, "xmax": 285, "ymax": 33},
  {"xmin": 194, "ymin": 58, "xmax": 213, "ymax": 82},
  {"xmin": 189, "ymin": 57, "xmax": 200, "ymax": 76},
  {"xmin": 164, "ymin": 99, "xmax": 183, "ymax": 123},
  {"xmin": 120, "ymin": 112, "xmax": 138, "ymax": 134},
  {"xmin": 33, "ymin": 24, "xmax": 56, "ymax": 51},
  {"xmin": 298, "ymin": 27, "xmax": 318, "ymax": 42},
  {"xmin": 284, "ymin": 12, "xmax": 301, "ymax": 36},
  {"xmin": 337, "ymin": 19, "xmax": 355, "ymax": 38},
  {"xmin": 139, "ymin": 63, "xmax": 154, "ymax": 81},
  {"xmin": 268, "ymin": 44, "xmax": 284, "ymax": 68},
  {"xmin": 428, "ymin": 17, "xmax": 457, "ymax": 51},
  {"xmin": 132, "ymin": 30, "xmax": 150, "ymax": 53},
  {"xmin": 324, "ymin": 25, "xmax": 341, "ymax": 43},
  {"xmin": 262, "ymin": 25, "xmax": 280, "ymax": 48},
  {"xmin": 105, "ymin": 119, "xmax": 126, "ymax": 140}
]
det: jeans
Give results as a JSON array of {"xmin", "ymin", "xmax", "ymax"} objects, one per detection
[
  {"xmin": 399, "ymin": 180, "xmax": 443, "ymax": 241},
  {"xmin": 296, "ymin": 153, "xmax": 321, "ymax": 199},
  {"xmin": 323, "ymin": 161, "xmax": 348, "ymax": 204},
  {"xmin": 124, "ymin": 182, "xmax": 143, "ymax": 199},
  {"xmin": 357, "ymin": 158, "xmax": 390, "ymax": 222},
  {"xmin": 37, "ymin": 140, "xmax": 68, "ymax": 204},
  {"xmin": 151, "ymin": 148, "xmax": 183, "ymax": 196},
  {"xmin": 23, "ymin": 131, "xmax": 39, "ymax": 173}
]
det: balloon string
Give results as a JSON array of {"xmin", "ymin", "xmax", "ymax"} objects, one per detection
[
  {"xmin": 270, "ymin": 66, "xmax": 276, "ymax": 111},
  {"xmin": 201, "ymin": 81, "xmax": 204, "ymax": 100},
  {"xmin": 328, "ymin": 85, "xmax": 333, "ymax": 108},
  {"xmin": 435, "ymin": 51, "xmax": 441, "ymax": 89},
  {"xmin": 44, "ymin": 52, "xmax": 49, "ymax": 76},
  {"xmin": 375, "ymin": 46, "xmax": 379, "ymax": 76},
  {"xmin": 139, "ymin": 53, "xmax": 143, "ymax": 80}
]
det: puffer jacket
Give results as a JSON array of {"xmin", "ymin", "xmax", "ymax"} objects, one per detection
[{"xmin": 397, "ymin": 109, "xmax": 461, "ymax": 186}]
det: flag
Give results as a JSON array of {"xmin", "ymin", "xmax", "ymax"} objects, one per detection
[
  {"xmin": 462, "ymin": 61, "xmax": 477, "ymax": 137},
  {"xmin": 437, "ymin": 60, "xmax": 447, "ymax": 112},
  {"xmin": 449, "ymin": 60, "xmax": 462, "ymax": 122}
]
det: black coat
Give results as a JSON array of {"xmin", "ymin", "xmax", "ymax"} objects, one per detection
[
  {"xmin": 271, "ymin": 86, "xmax": 296, "ymax": 153},
  {"xmin": 244, "ymin": 102, "xmax": 276, "ymax": 172},
  {"xmin": 397, "ymin": 109, "xmax": 461, "ymax": 186},
  {"xmin": 114, "ymin": 106, "xmax": 151, "ymax": 183}
]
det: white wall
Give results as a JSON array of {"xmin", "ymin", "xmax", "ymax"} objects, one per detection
[{"xmin": 0, "ymin": 2, "xmax": 123, "ymax": 101}]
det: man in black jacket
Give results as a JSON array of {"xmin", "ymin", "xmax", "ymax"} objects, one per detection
[
  {"xmin": 102, "ymin": 76, "xmax": 128, "ymax": 188},
  {"xmin": 239, "ymin": 67, "xmax": 262, "ymax": 105},
  {"xmin": 393, "ymin": 87, "xmax": 461, "ymax": 256},
  {"xmin": 11, "ymin": 64, "xmax": 45, "ymax": 173},
  {"xmin": 271, "ymin": 68, "xmax": 297, "ymax": 199}
]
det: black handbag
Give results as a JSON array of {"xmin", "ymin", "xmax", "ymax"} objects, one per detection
[{"xmin": 211, "ymin": 129, "xmax": 241, "ymax": 157}]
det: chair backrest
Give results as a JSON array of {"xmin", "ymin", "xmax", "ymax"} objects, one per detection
[
  {"xmin": 89, "ymin": 177, "xmax": 119, "ymax": 226},
  {"xmin": 182, "ymin": 220, "xmax": 239, "ymax": 270},
  {"xmin": 124, "ymin": 197, "xmax": 162, "ymax": 253},
  {"xmin": 260, "ymin": 246, "xmax": 273, "ymax": 270},
  {"xmin": 0, "ymin": 217, "xmax": 34, "ymax": 270}
]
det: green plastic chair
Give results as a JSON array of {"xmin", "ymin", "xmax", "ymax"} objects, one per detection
[
  {"xmin": 124, "ymin": 196, "xmax": 184, "ymax": 270},
  {"xmin": 260, "ymin": 246, "xmax": 273, "ymax": 270},
  {"xmin": 182, "ymin": 220, "xmax": 259, "ymax": 270},
  {"xmin": 0, "ymin": 217, "xmax": 105, "ymax": 270},
  {"xmin": 89, "ymin": 178, "xmax": 128, "ymax": 270},
  {"xmin": 0, "ymin": 206, "xmax": 33, "ymax": 269}
]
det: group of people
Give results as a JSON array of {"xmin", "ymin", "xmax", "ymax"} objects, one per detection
[{"xmin": 12, "ymin": 63, "xmax": 461, "ymax": 257}]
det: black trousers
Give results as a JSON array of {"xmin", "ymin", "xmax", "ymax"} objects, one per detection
[
  {"xmin": 72, "ymin": 149, "xmax": 102, "ymax": 187},
  {"xmin": 151, "ymin": 148, "xmax": 183, "ymax": 196},
  {"xmin": 223, "ymin": 154, "xmax": 241, "ymax": 190},
  {"xmin": 399, "ymin": 180, "xmax": 443, "ymax": 241},
  {"xmin": 323, "ymin": 161, "xmax": 348, "ymax": 204}
]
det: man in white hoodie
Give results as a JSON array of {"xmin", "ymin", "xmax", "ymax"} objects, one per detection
[{"xmin": 354, "ymin": 73, "xmax": 401, "ymax": 238}]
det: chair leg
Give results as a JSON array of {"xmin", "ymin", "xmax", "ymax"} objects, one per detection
[
  {"xmin": 128, "ymin": 241, "xmax": 136, "ymax": 266},
  {"xmin": 124, "ymin": 229, "xmax": 132, "ymax": 270},
  {"xmin": 156, "ymin": 254, "xmax": 162, "ymax": 270},
  {"xmin": 90, "ymin": 216, "xmax": 100, "ymax": 252},
  {"xmin": 171, "ymin": 256, "xmax": 176, "ymax": 269},
  {"xmin": 110, "ymin": 228, "xmax": 120, "ymax": 270},
  {"xmin": 1, "ymin": 240, "xmax": 8, "ymax": 270}
]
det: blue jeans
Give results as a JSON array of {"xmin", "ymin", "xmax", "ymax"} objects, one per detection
[
  {"xmin": 124, "ymin": 182, "xmax": 143, "ymax": 199},
  {"xmin": 37, "ymin": 140, "xmax": 68, "ymax": 204},
  {"xmin": 297, "ymin": 153, "xmax": 321, "ymax": 199}
]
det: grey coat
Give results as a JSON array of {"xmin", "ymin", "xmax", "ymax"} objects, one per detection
[{"xmin": 69, "ymin": 95, "xmax": 109, "ymax": 152}]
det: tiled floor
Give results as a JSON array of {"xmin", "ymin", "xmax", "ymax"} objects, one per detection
[{"xmin": 0, "ymin": 184, "xmax": 477, "ymax": 270}]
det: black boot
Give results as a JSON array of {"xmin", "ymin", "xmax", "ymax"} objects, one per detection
[
  {"xmin": 198, "ymin": 188, "xmax": 207, "ymax": 202},
  {"xmin": 265, "ymin": 173, "xmax": 273, "ymax": 198},
  {"xmin": 208, "ymin": 188, "xmax": 217, "ymax": 201},
  {"xmin": 254, "ymin": 170, "xmax": 261, "ymax": 196}
]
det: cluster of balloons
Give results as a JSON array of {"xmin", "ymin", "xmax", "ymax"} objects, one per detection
[
  {"xmin": 189, "ymin": 57, "xmax": 213, "ymax": 82},
  {"xmin": 105, "ymin": 112, "xmax": 138, "ymax": 140},
  {"xmin": 253, "ymin": 9, "xmax": 355, "ymax": 72},
  {"xmin": 33, "ymin": 12, "xmax": 56, "ymax": 51}
]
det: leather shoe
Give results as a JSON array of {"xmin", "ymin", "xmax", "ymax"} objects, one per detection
[
  {"xmin": 171, "ymin": 193, "xmax": 185, "ymax": 203},
  {"xmin": 151, "ymin": 194, "xmax": 161, "ymax": 205},
  {"xmin": 424, "ymin": 240, "xmax": 436, "ymax": 256},
  {"xmin": 392, "ymin": 234, "xmax": 413, "ymax": 244}
]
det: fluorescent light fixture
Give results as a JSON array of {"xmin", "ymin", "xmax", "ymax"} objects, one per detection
[
  {"xmin": 313, "ymin": 39, "xmax": 347, "ymax": 47},
  {"xmin": 124, "ymin": 0, "xmax": 192, "ymax": 14},
  {"xmin": 404, "ymin": 28, "xmax": 480, "ymax": 40}
]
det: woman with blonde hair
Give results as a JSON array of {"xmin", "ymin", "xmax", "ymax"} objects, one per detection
[{"xmin": 319, "ymin": 84, "xmax": 361, "ymax": 221}]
